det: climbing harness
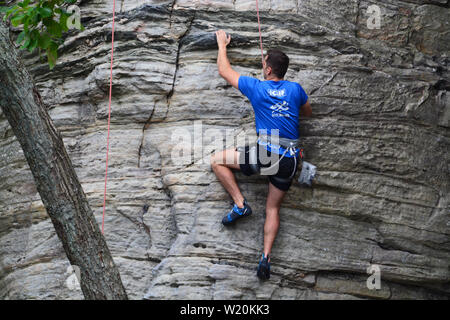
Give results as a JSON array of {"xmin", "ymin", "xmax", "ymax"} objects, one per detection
[
  {"xmin": 247, "ymin": 137, "xmax": 316, "ymax": 186},
  {"xmin": 246, "ymin": 134, "xmax": 300, "ymax": 184}
]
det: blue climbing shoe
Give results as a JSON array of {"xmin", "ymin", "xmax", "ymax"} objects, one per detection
[
  {"xmin": 222, "ymin": 199, "xmax": 252, "ymax": 226},
  {"xmin": 257, "ymin": 253, "xmax": 270, "ymax": 280}
]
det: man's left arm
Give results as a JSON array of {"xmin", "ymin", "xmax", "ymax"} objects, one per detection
[{"xmin": 216, "ymin": 30, "xmax": 240, "ymax": 89}]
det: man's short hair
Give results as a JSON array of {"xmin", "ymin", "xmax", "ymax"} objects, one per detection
[{"xmin": 266, "ymin": 49, "xmax": 289, "ymax": 79}]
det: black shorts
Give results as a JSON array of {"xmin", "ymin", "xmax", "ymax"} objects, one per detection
[{"xmin": 237, "ymin": 144, "xmax": 299, "ymax": 191}]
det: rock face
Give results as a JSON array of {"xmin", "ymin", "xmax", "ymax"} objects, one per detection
[{"xmin": 0, "ymin": 0, "xmax": 449, "ymax": 300}]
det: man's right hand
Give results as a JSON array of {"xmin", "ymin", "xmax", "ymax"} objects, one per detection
[{"xmin": 300, "ymin": 101, "xmax": 312, "ymax": 117}]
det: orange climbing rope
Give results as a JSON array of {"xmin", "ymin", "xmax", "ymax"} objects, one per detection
[{"xmin": 101, "ymin": 0, "xmax": 116, "ymax": 234}]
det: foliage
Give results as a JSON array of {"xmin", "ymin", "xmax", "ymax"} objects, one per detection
[{"xmin": 1, "ymin": 0, "xmax": 83, "ymax": 69}]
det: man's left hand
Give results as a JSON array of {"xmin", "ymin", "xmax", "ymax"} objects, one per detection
[{"xmin": 216, "ymin": 29, "xmax": 231, "ymax": 49}]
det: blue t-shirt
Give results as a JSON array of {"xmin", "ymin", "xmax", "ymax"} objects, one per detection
[{"xmin": 238, "ymin": 75, "xmax": 308, "ymax": 156}]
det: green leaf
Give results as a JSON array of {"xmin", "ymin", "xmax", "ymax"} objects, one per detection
[
  {"xmin": 16, "ymin": 30, "xmax": 26, "ymax": 45},
  {"xmin": 6, "ymin": 5, "xmax": 19, "ymax": 18},
  {"xmin": 0, "ymin": 6, "xmax": 11, "ymax": 13},
  {"xmin": 30, "ymin": 28, "xmax": 40, "ymax": 39},
  {"xmin": 47, "ymin": 19, "xmax": 62, "ymax": 38},
  {"xmin": 23, "ymin": 15, "xmax": 29, "ymax": 31},
  {"xmin": 38, "ymin": 32, "xmax": 51, "ymax": 49},
  {"xmin": 6, "ymin": 5, "xmax": 17, "ymax": 15},
  {"xmin": 28, "ymin": 37, "xmax": 38, "ymax": 52},
  {"xmin": 64, "ymin": 0, "xmax": 77, "ymax": 4},
  {"xmin": 38, "ymin": 7, "xmax": 52, "ymax": 18},
  {"xmin": 46, "ymin": 42, "xmax": 58, "ymax": 69},
  {"xmin": 42, "ymin": 17, "xmax": 52, "ymax": 27},
  {"xmin": 29, "ymin": 12, "xmax": 39, "ymax": 24},
  {"xmin": 11, "ymin": 14, "xmax": 26, "ymax": 27},
  {"xmin": 20, "ymin": 36, "xmax": 30, "ymax": 50},
  {"xmin": 59, "ymin": 13, "xmax": 68, "ymax": 32}
]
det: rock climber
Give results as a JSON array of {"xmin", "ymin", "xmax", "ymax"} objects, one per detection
[{"xmin": 210, "ymin": 30, "xmax": 312, "ymax": 280}]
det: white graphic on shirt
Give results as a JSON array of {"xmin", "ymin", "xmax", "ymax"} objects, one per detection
[
  {"xmin": 270, "ymin": 101, "xmax": 290, "ymax": 117},
  {"xmin": 267, "ymin": 88, "xmax": 286, "ymax": 97}
]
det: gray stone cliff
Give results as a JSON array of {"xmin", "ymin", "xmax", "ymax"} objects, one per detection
[{"xmin": 0, "ymin": 0, "xmax": 449, "ymax": 299}]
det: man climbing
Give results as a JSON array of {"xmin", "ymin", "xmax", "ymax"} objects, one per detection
[{"xmin": 210, "ymin": 30, "xmax": 312, "ymax": 280}]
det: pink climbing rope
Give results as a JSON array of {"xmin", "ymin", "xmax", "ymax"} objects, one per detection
[
  {"xmin": 255, "ymin": 0, "xmax": 265, "ymax": 67},
  {"xmin": 101, "ymin": 0, "xmax": 116, "ymax": 234}
]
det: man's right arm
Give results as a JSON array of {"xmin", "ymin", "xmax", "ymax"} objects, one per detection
[{"xmin": 300, "ymin": 100, "xmax": 312, "ymax": 117}]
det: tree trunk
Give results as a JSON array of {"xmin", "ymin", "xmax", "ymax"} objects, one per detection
[{"xmin": 0, "ymin": 22, "xmax": 128, "ymax": 300}]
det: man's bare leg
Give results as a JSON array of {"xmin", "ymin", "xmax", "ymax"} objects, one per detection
[
  {"xmin": 263, "ymin": 182, "xmax": 286, "ymax": 260},
  {"xmin": 210, "ymin": 148, "xmax": 245, "ymax": 208}
]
